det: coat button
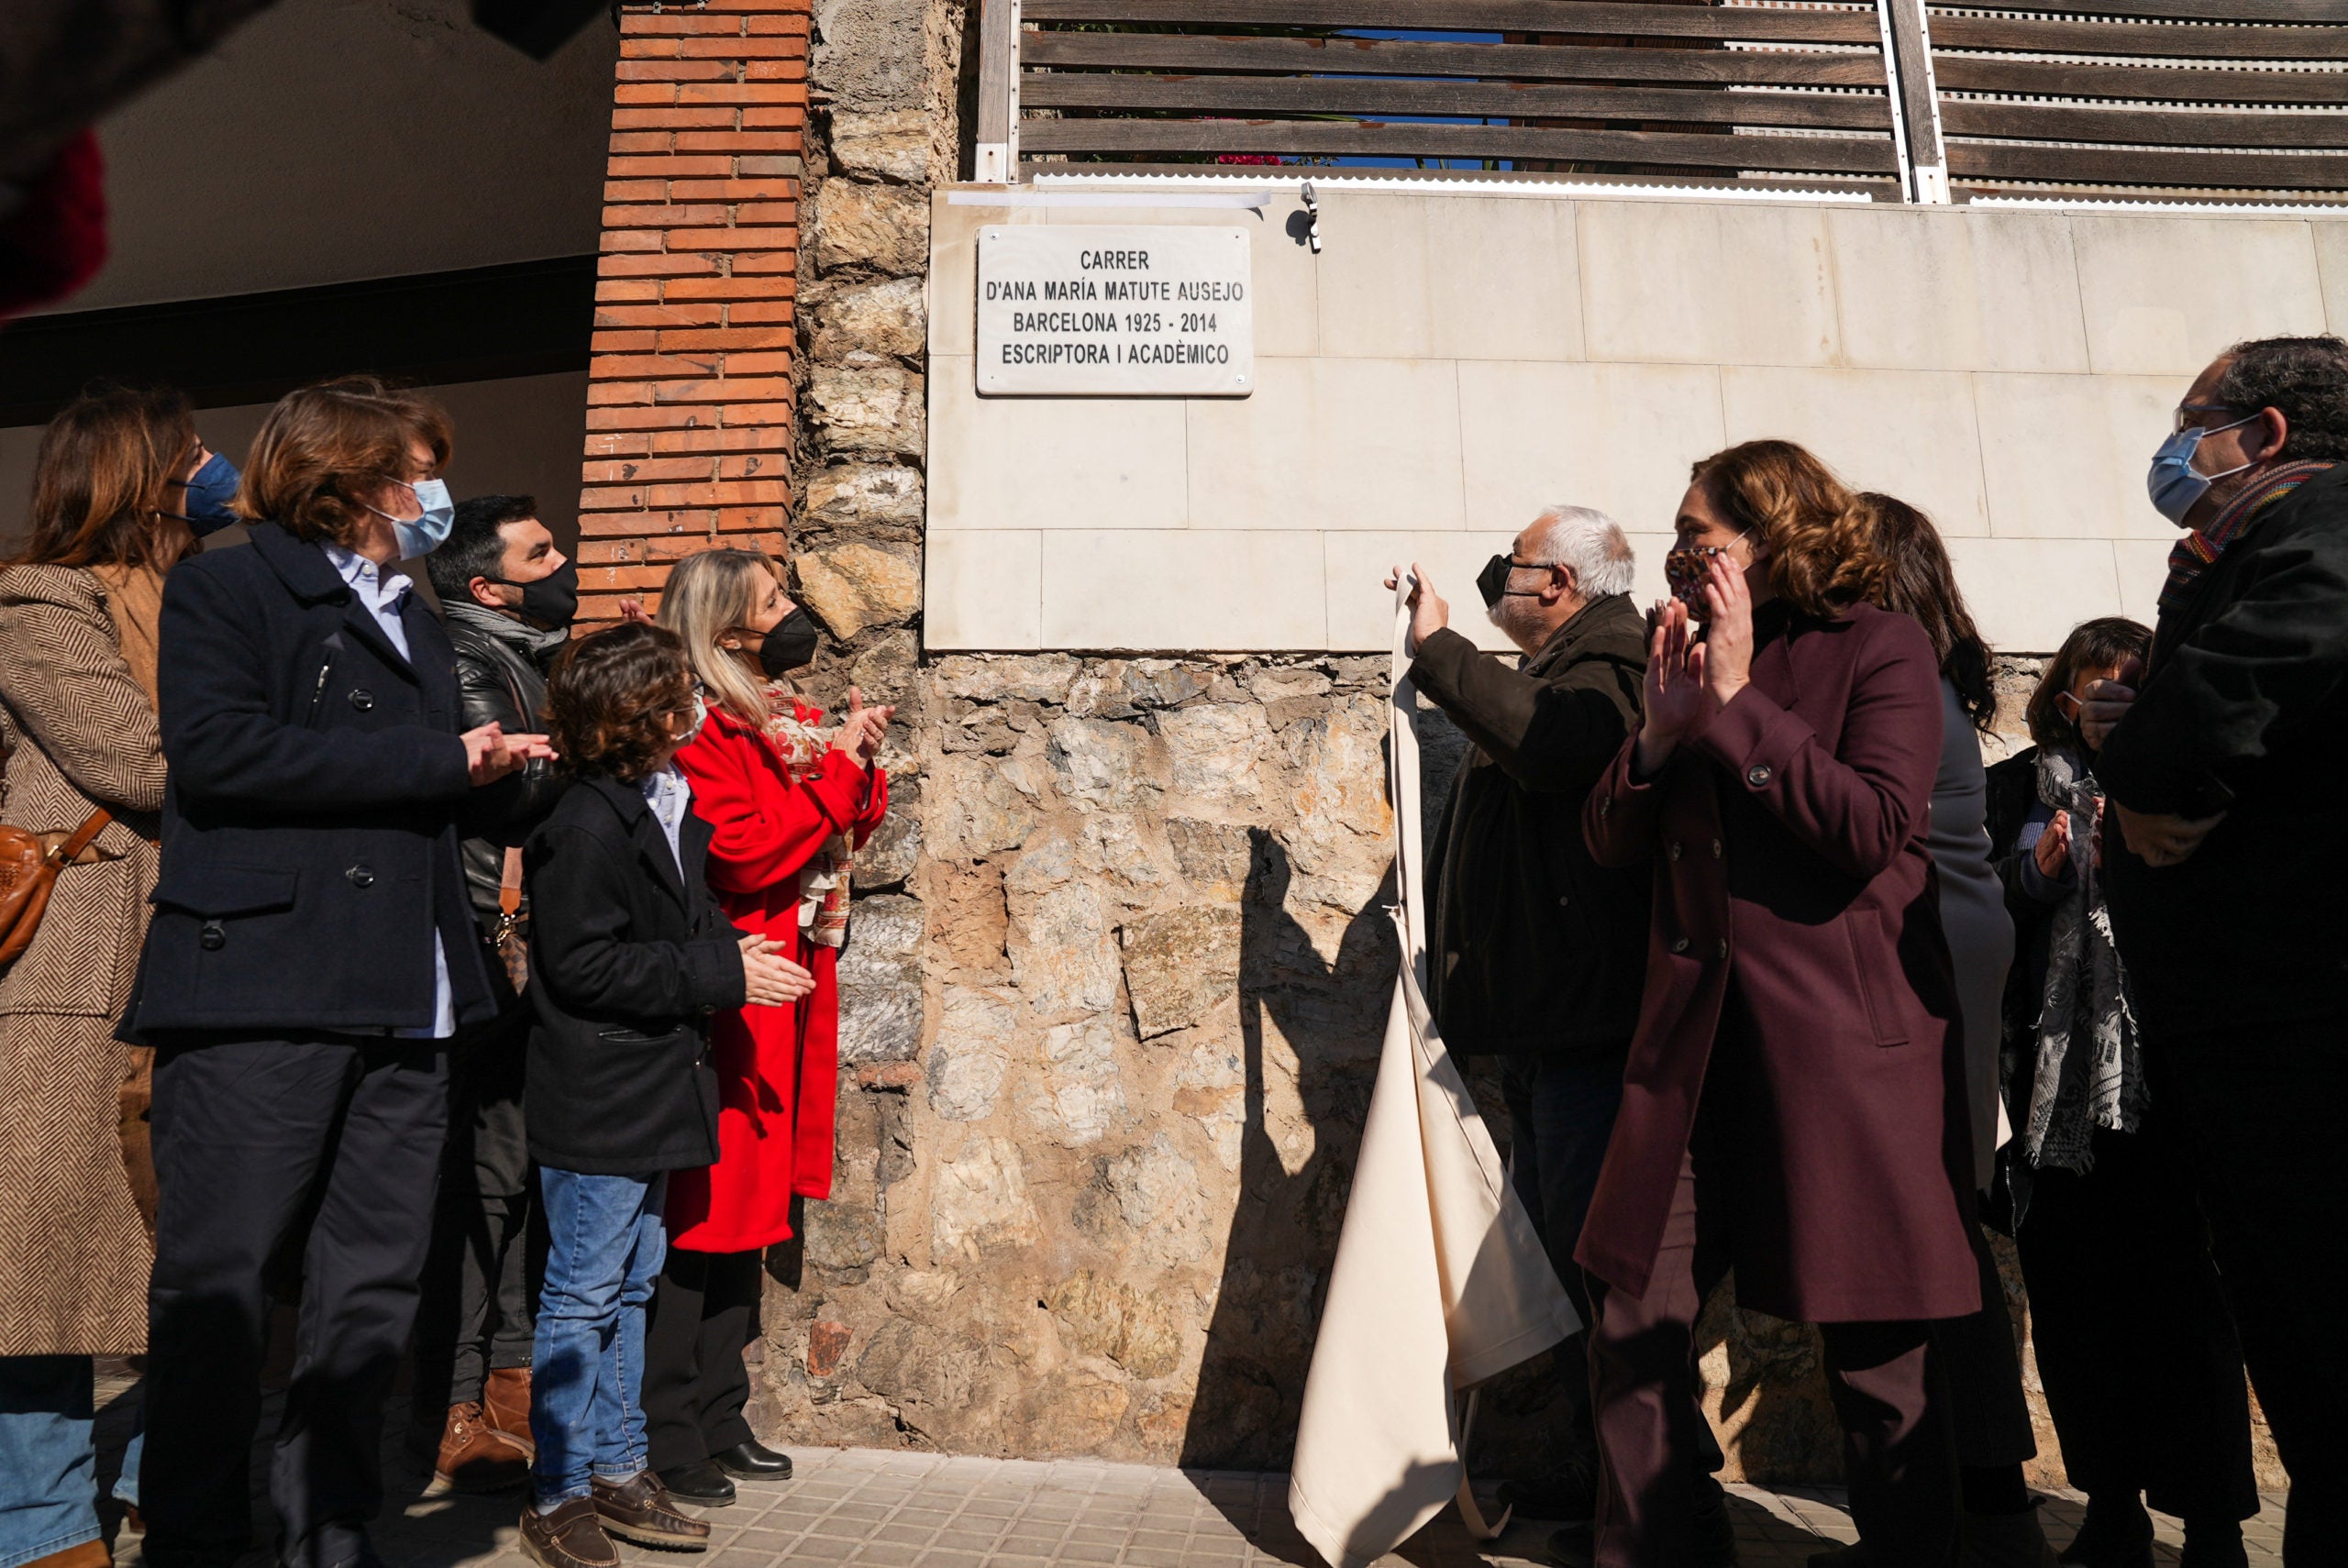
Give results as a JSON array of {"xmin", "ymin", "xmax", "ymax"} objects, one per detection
[
  {"xmin": 348, "ymin": 689, "xmax": 374, "ymax": 712},
  {"xmin": 1670, "ymin": 936, "xmax": 1689, "ymax": 955},
  {"xmin": 1667, "ymin": 841, "xmax": 1682, "ymax": 862},
  {"xmin": 198, "ymin": 920, "xmax": 226, "ymax": 951},
  {"xmin": 1745, "ymin": 764, "xmax": 1772, "ymax": 788},
  {"xmin": 1717, "ymin": 939, "xmax": 1729, "ymax": 960},
  {"xmin": 346, "ymin": 866, "xmax": 375, "ymax": 888},
  {"xmin": 1711, "ymin": 839, "xmax": 1723, "ymax": 858},
  {"xmin": 1556, "ymin": 895, "xmax": 1570, "ymax": 908}
]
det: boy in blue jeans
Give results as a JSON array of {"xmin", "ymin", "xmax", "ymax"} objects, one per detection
[{"xmin": 518, "ymin": 624, "xmax": 812, "ymax": 1568}]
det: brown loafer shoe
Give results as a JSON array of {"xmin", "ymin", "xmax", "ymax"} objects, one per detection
[
  {"xmin": 592, "ymin": 1470, "xmax": 711, "ymax": 1550},
  {"xmin": 520, "ymin": 1498, "xmax": 618, "ymax": 1568},
  {"xmin": 484, "ymin": 1366, "xmax": 537, "ymax": 1459}
]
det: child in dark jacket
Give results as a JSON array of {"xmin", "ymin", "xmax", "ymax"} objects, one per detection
[{"xmin": 518, "ymin": 623, "xmax": 813, "ymax": 1568}]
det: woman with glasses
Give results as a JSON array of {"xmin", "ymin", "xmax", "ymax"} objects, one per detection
[
  {"xmin": 1578, "ymin": 441, "xmax": 1978, "ymax": 1568},
  {"xmin": 641, "ymin": 548, "xmax": 892, "ymax": 1503}
]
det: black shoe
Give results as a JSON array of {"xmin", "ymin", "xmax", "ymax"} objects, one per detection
[
  {"xmin": 654, "ymin": 1460, "xmax": 737, "ymax": 1507},
  {"xmin": 2059, "ymin": 1496, "xmax": 2152, "ymax": 1568},
  {"xmin": 712, "ymin": 1440, "xmax": 792, "ymax": 1478},
  {"xmin": 1689, "ymin": 1485, "xmax": 1738, "ymax": 1568}
]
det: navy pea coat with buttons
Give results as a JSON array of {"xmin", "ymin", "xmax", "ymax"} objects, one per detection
[
  {"xmin": 1577, "ymin": 600, "xmax": 1979, "ymax": 1323},
  {"xmin": 122, "ymin": 522, "xmax": 501, "ymax": 1038}
]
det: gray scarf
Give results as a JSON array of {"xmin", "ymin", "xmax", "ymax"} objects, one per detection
[
  {"xmin": 2021, "ymin": 745, "xmax": 2149, "ymax": 1173},
  {"xmin": 442, "ymin": 599, "xmax": 570, "ymax": 666}
]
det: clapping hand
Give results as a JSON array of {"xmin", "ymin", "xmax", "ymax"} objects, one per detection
[
  {"xmin": 831, "ymin": 686, "xmax": 896, "ymax": 767},
  {"xmin": 1698, "ymin": 553, "xmax": 1755, "ymax": 711},
  {"xmin": 1633, "ymin": 598, "xmax": 1711, "ymax": 775},
  {"xmin": 739, "ymin": 933, "xmax": 816, "ymax": 1007},
  {"xmin": 462, "ymin": 722, "xmax": 558, "ymax": 786}
]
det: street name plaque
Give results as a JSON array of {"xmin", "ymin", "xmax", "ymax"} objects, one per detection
[{"xmin": 976, "ymin": 225, "xmax": 1253, "ymax": 397}]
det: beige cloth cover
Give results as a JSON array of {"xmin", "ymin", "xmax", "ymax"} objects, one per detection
[{"xmin": 1287, "ymin": 580, "xmax": 1582, "ymax": 1568}]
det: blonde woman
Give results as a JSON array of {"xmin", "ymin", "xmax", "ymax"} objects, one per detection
[
  {"xmin": 0, "ymin": 386, "xmax": 196, "ymax": 1568},
  {"xmin": 645, "ymin": 548, "xmax": 891, "ymax": 1500}
]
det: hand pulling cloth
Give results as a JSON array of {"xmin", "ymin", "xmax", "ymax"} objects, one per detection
[{"xmin": 1286, "ymin": 577, "xmax": 1582, "ymax": 1568}]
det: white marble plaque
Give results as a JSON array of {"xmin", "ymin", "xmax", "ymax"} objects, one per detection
[{"xmin": 976, "ymin": 225, "xmax": 1254, "ymax": 397}]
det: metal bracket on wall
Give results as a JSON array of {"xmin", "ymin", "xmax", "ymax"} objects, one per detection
[
  {"xmin": 974, "ymin": 0, "xmax": 1021, "ymax": 182},
  {"xmin": 1877, "ymin": 0, "xmax": 1950, "ymax": 204}
]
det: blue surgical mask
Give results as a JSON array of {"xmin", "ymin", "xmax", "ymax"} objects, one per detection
[
  {"xmin": 2147, "ymin": 415, "xmax": 2256, "ymax": 525},
  {"xmin": 175, "ymin": 451, "xmax": 242, "ymax": 536},
  {"xmin": 371, "ymin": 476, "xmax": 456, "ymax": 559}
]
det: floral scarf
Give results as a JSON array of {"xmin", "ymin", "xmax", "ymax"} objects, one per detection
[
  {"xmin": 753, "ymin": 681, "xmax": 853, "ymax": 947},
  {"xmin": 2021, "ymin": 745, "xmax": 2148, "ymax": 1174}
]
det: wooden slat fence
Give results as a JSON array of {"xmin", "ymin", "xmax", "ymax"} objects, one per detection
[{"xmin": 976, "ymin": 0, "xmax": 2348, "ymax": 202}]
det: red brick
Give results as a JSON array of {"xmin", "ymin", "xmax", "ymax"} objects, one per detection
[
  {"xmin": 594, "ymin": 302, "xmax": 725, "ymax": 329},
  {"xmin": 742, "ymin": 107, "xmax": 811, "ymax": 130},
  {"xmin": 613, "ymin": 83, "xmax": 678, "ymax": 105},
  {"xmin": 604, "ymin": 203, "xmax": 732, "ymax": 227},
  {"xmin": 606, "ymin": 132, "xmax": 676, "ymax": 155},
  {"xmin": 677, "ymin": 81, "xmax": 806, "ymax": 105},
  {"xmin": 613, "ymin": 107, "xmax": 738, "ymax": 131},
  {"xmin": 620, "ymin": 37, "xmax": 681, "ymax": 56},
  {"xmin": 589, "ymin": 329, "xmax": 659, "ymax": 354},
  {"xmin": 581, "ymin": 563, "xmax": 686, "ymax": 592},
  {"xmin": 603, "ymin": 180, "xmax": 667, "ymax": 202},
  {"xmin": 672, "ymin": 130, "xmax": 800, "ymax": 154},
  {"xmin": 607, "ymin": 155, "xmax": 731, "ymax": 177},
  {"xmin": 593, "ymin": 280, "xmax": 662, "ymax": 304},
  {"xmin": 600, "ymin": 228, "xmax": 667, "ymax": 254},
  {"xmin": 653, "ymin": 326, "xmax": 793, "ymax": 352},
  {"xmin": 748, "ymin": 14, "xmax": 813, "ymax": 33},
  {"xmin": 716, "ymin": 403, "xmax": 797, "ymax": 427},
  {"xmin": 649, "ymin": 428, "xmax": 792, "ymax": 455},
  {"xmin": 590, "ymin": 353, "xmax": 722, "ymax": 381},
  {"xmin": 717, "ymin": 452, "xmax": 789, "ymax": 479},
  {"xmin": 623, "ymin": 15, "xmax": 748, "ymax": 35},
  {"xmin": 734, "ymin": 202, "xmax": 800, "ymax": 224},
  {"xmin": 746, "ymin": 60, "xmax": 809, "ymax": 81},
  {"xmin": 680, "ymin": 36, "xmax": 807, "ymax": 58},
  {"xmin": 581, "ymin": 432, "xmax": 654, "ymax": 459},
  {"xmin": 713, "ymin": 505, "xmax": 787, "ymax": 533},
  {"xmin": 663, "ymin": 277, "xmax": 794, "ymax": 301},
  {"xmin": 651, "ymin": 377, "xmax": 793, "ymax": 404},
  {"xmin": 737, "ymin": 157, "xmax": 806, "ymax": 178},
  {"xmin": 668, "ymin": 226, "xmax": 795, "ymax": 251},
  {"xmin": 670, "ymin": 179, "xmax": 798, "ymax": 201},
  {"xmin": 725, "ymin": 299, "xmax": 798, "ymax": 323},
  {"xmin": 598, "ymin": 253, "xmax": 723, "ymax": 279},
  {"xmin": 578, "ymin": 509, "xmax": 715, "ymax": 538},
  {"xmin": 718, "ymin": 351, "xmax": 793, "ymax": 375},
  {"xmin": 618, "ymin": 59, "xmax": 737, "ymax": 82},
  {"xmin": 582, "ymin": 456, "xmax": 717, "ymax": 485},
  {"xmin": 585, "ymin": 406, "xmax": 709, "ymax": 433},
  {"xmin": 586, "ymin": 381, "xmax": 656, "ymax": 407},
  {"xmin": 574, "ymin": 535, "xmax": 723, "ymax": 567},
  {"xmin": 731, "ymin": 252, "xmax": 799, "ymax": 275}
]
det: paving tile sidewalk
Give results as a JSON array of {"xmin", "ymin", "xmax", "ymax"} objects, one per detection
[{"xmin": 94, "ymin": 1372, "xmax": 2280, "ymax": 1568}]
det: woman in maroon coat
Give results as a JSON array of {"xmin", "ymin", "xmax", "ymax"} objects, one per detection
[{"xmin": 1578, "ymin": 442, "xmax": 1979, "ymax": 1568}]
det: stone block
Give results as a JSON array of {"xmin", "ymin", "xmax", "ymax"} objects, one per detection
[
  {"xmin": 925, "ymin": 356, "xmax": 1190, "ymax": 533},
  {"xmin": 830, "ymin": 109, "xmax": 931, "ymax": 183},
  {"xmin": 855, "ymin": 790, "xmax": 924, "ymax": 889},
  {"xmin": 1157, "ymin": 704, "xmax": 1269, "ymax": 812},
  {"xmin": 930, "ymin": 1135, "xmax": 1039, "ymax": 1259},
  {"xmin": 1024, "ymin": 1018, "xmax": 1130, "ymax": 1147},
  {"xmin": 804, "ymin": 464, "xmax": 926, "ymax": 532},
  {"xmin": 929, "ymin": 986, "xmax": 1016, "ymax": 1121},
  {"xmin": 1048, "ymin": 1270, "xmax": 1185, "ymax": 1380},
  {"xmin": 812, "ymin": 178, "xmax": 930, "ymax": 276},
  {"xmin": 814, "ymin": 274, "xmax": 926, "ymax": 363},
  {"xmin": 808, "ymin": 1320, "xmax": 855, "ymax": 1378},
  {"xmin": 1456, "ymin": 359, "xmax": 1725, "ymax": 545},
  {"xmin": 1009, "ymin": 882, "xmax": 1121, "ymax": 1018},
  {"xmin": 930, "ymin": 752, "xmax": 1040, "ymax": 854},
  {"xmin": 797, "ymin": 539, "xmax": 924, "ymax": 638},
  {"xmin": 925, "ymin": 530, "xmax": 1041, "ymax": 650},
  {"xmin": 1167, "ymin": 819, "xmax": 1253, "ymax": 898},
  {"xmin": 1824, "ymin": 206, "xmax": 2088, "ymax": 375},
  {"xmin": 1972, "ymin": 371, "xmax": 2177, "ymax": 543},
  {"xmin": 812, "ymin": 0, "xmax": 929, "ymax": 113},
  {"xmin": 838, "ymin": 892, "xmax": 924, "ymax": 988},
  {"xmin": 1720, "ymin": 367, "xmax": 1989, "ymax": 537},
  {"xmin": 808, "ymin": 366, "xmax": 925, "ymax": 461},
  {"xmin": 1185, "ymin": 357, "xmax": 1466, "ymax": 534},
  {"xmin": 1940, "ymin": 536, "xmax": 2126, "ymax": 652},
  {"xmin": 1578, "ymin": 199, "xmax": 1841, "ymax": 368},
  {"xmin": 1120, "ymin": 905, "xmax": 1241, "ymax": 1041},
  {"xmin": 1103, "ymin": 1134, "xmax": 1211, "ymax": 1266},
  {"xmin": 1312, "ymin": 192, "xmax": 1581, "ymax": 362},
  {"xmin": 936, "ymin": 655, "xmax": 1080, "ymax": 704},
  {"xmin": 2068, "ymin": 214, "xmax": 2327, "ymax": 375},
  {"xmin": 1046, "ymin": 716, "xmax": 1165, "ymax": 809},
  {"xmin": 1038, "ymin": 532, "xmax": 1326, "ymax": 651},
  {"xmin": 839, "ymin": 979, "xmax": 922, "ymax": 1065},
  {"xmin": 804, "ymin": 1201, "xmax": 883, "ymax": 1271},
  {"xmin": 1320, "ymin": 530, "xmax": 1518, "ymax": 655}
]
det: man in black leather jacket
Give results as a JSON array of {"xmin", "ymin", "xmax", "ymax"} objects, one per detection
[{"xmin": 410, "ymin": 494, "xmax": 575, "ymax": 1492}]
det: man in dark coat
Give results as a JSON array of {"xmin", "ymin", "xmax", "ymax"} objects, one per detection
[
  {"xmin": 1388, "ymin": 505, "xmax": 1648, "ymax": 1529},
  {"xmin": 405, "ymin": 495, "xmax": 577, "ymax": 1492},
  {"xmin": 2088, "ymin": 333, "xmax": 2348, "ymax": 1567}
]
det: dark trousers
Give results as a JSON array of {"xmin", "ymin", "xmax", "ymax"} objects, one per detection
[
  {"xmin": 1501, "ymin": 1055, "xmax": 1624, "ymax": 1481},
  {"xmin": 641, "ymin": 1246, "xmax": 761, "ymax": 1471},
  {"xmin": 143, "ymin": 1037, "xmax": 448, "ymax": 1568},
  {"xmin": 413, "ymin": 1018, "xmax": 541, "ymax": 1414},
  {"xmin": 1590, "ymin": 1148, "xmax": 1957, "ymax": 1568},
  {"xmin": 2148, "ymin": 1024, "xmax": 2345, "ymax": 1562},
  {"xmin": 2012, "ymin": 1124, "xmax": 2254, "ymax": 1522},
  {"xmin": 1932, "ymin": 1223, "xmax": 2036, "ymax": 1472}
]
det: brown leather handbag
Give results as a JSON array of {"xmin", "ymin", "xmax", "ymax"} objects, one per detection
[{"xmin": 0, "ymin": 807, "xmax": 114, "ymax": 966}]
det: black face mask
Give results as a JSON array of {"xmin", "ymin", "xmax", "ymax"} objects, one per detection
[
  {"xmin": 487, "ymin": 559, "xmax": 580, "ymax": 629},
  {"xmin": 1477, "ymin": 554, "xmax": 1546, "ymax": 609},
  {"xmin": 755, "ymin": 607, "xmax": 820, "ymax": 677}
]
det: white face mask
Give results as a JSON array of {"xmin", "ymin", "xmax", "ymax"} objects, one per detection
[{"xmin": 369, "ymin": 476, "xmax": 456, "ymax": 559}]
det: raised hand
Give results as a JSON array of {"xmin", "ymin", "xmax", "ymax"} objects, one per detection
[
  {"xmin": 1700, "ymin": 554, "xmax": 1755, "ymax": 711},
  {"xmin": 2080, "ymin": 653, "xmax": 2143, "ymax": 752},
  {"xmin": 831, "ymin": 687, "xmax": 896, "ymax": 767},
  {"xmin": 462, "ymin": 723, "xmax": 558, "ymax": 786},
  {"xmin": 1634, "ymin": 598, "xmax": 1712, "ymax": 776},
  {"xmin": 1382, "ymin": 562, "xmax": 1448, "ymax": 654}
]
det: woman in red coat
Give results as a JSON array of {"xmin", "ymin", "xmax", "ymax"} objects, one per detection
[
  {"xmin": 1578, "ymin": 443, "xmax": 1978, "ymax": 1568},
  {"xmin": 642, "ymin": 547, "xmax": 892, "ymax": 1501}
]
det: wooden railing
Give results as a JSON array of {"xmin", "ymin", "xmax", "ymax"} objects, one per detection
[{"xmin": 974, "ymin": 0, "xmax": 2348, "ymax": 204}]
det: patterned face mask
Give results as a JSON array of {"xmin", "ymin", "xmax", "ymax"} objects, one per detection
[{"xmin": 1664, "ymin": 545, "xmax": 1734, "ymax": 617}]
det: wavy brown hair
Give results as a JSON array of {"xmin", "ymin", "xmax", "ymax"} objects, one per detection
[
  {"xmin": 13, "ymin": 384, "xmax": 198, "ymax": 572},
  {"xmin": 1858, "ymin": 492, "xmax": 1996, "ymax": 734},
  {"xmin": 545, "ymin": 623, "xmax": 696, "ymax": 784},
  {"xmin": 1689, "ymin": 440, "xmax": 1888, "ymax": 618},
  {"xmin": 240, "ymin": 375, "xmax": 451, "ymax": 546}
]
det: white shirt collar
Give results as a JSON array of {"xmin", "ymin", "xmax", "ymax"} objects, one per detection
[{"xmin": 321, "ymin": 542, "xmax": 412, "ymax": 607}]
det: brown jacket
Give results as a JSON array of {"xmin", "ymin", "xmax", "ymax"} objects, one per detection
[
  {"xmin": 1577, "ymin": 601, "xmax": 1978, "ymax": 1324},
  {"xmin": 0, "ymin": 563, "xmax": 164, "ymax": 1354}
]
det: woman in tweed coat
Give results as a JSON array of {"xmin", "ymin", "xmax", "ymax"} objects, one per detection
[{"xmin": 0, "ymin": 386, "xmax": 201, "ymax": 1568}]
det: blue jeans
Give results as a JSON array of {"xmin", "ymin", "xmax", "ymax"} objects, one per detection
[
  {"xmin": 532, "ymin": 1171, "xmax": 666, "ymax": 1507},
  {"xmin": 114, "ymin": 1426, "xmax": 142, "ymax": 1507},
  {"xmin": 0, "ymin": 1356, "xmax": 98, "ymax": 1568}
]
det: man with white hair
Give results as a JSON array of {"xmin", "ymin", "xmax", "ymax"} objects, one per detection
[{"xmin": 1386, "ymin": 506, "xmax": 1659, "ymax": 1552}]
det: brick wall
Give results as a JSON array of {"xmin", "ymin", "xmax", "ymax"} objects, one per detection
[{"xmin": 580, "ymin": 0, "xmax": 813, "ymax": 623}]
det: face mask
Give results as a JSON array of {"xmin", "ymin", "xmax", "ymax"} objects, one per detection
[
  {"xmin": 367, "ymin": 476, "xmax": 455, "ymax": 559},
  {"xmin": 173, "ymin": 451, "xmax": 242, "ymax": 536},
  {"xmin": 488, "ymin": 558, "xmax": 580, "ymax": 629},
  {"xmin": 1665, "ymin": 545, "xmax": 1737, "ymax": 618},
  {"xmin": 2147, "ymin": 415, "xmax": 2256, "ymax": 525},
  {"xmin": 673, "ymin": 690, "xmax": 709, "ymax": 746},
  {"xmin": 756, "ymin": 606, "xmax": 820, "ymax": 677},
  {"xmin": 1477, "ymin": 554, "xmax": 1545, "ymax": 609}
]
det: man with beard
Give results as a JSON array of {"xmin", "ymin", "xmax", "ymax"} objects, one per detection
[
  {"xmin": 411, "ymin": 494, "xmax": 578, "ymax": 1493},
  {"xmin": 1383, "ymin": 508, "xmax": 1656, "ymax": 1562}
]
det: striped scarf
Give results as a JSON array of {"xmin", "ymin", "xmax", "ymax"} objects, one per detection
[{"xmin": 2159, "ymin": 459, "xmax": 2337, "ymax": 610}]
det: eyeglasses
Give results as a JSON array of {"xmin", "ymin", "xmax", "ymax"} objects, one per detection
[{"xmin": 2172, "ymin": 403, "xmax": 2243, "ymax": 435}]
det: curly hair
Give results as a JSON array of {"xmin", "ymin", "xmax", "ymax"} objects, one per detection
[
  {"xmin": 2214, "ymin": 335, "xmax": 2348, "ymax": 463},
  {"xmin": 240, "ymin": 375, "xmax": 452, "ymax": 546},
  {"xmin": 1689, "ymin": 440, "xmax": 1887, "ymax": 619},
  {"xmin": 2026, "ymin": 616, "xmax": 2151, "ymax": 752},
  {"xmin": 545, "ymin": 623, "xmax": 696, "ymax": 784},
  {"xmin": 1857, "ymin": 491, "xmax": 1996, "ymax": 734}
]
